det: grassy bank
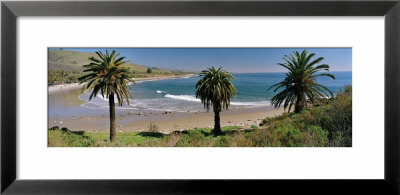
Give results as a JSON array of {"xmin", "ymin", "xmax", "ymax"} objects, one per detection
[
  {"xmin": 48, "ymin": 86, "xmax": 351, "ymax": 147},
  {"xmin": 49, "ymin": 126, "xmax": 244, "ymax": 147}
]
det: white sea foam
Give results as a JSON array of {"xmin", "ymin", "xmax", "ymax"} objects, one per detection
[
  {"xmin": 80, "ymin": 92, "xmax": 270, "ymax": 112},
  {"xmin": 165, "ymin": 94, "xmax": 201, "ymax": 102},
  {"xmin": 164, "ymin": 94, "xmax": 270, "ymax": 107},
  {"xmin": 230, "ymin": 101, "xmax": 271, "ymax": 107},
  {"xmin": 96, "ymin": 94, "xmax": 109, "ymax": 101},
  {"xmin": 95, "ymin": 94, "xmax": 129, "ymax": 104}
]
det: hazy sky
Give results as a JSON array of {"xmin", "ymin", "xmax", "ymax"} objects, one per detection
[{"xmin": 52, "ymin": 48, "xmax": 352, "ymax": 73}]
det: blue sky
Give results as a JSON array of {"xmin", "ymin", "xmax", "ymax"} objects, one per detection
[{"xmin": 51, "ymin": 48, "xmax": 352, "ymax": 73}]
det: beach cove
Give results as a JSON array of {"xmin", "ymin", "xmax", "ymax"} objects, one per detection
[{"xmin": 48, "ymin": 72, "xmax": 351, "ymax": 133}]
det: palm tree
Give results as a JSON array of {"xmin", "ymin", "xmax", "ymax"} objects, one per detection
[
  {"xmin": 268, "ymin": 50, "xmax": 335, "ymax": 113},
  {"xmin": 195, "ymin": 67, "xmax": 237, "ymax": 135},
  {"xmin": 78, "ymin": 50, "xmax": 134, "ymax": 142}
]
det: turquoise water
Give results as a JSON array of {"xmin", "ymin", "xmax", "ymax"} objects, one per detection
[{"xmin": 77, "ymin": 71, "xmax": 351, "ymax": 113}]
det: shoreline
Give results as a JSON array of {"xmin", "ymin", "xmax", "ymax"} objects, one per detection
[
  {"xmin": 48, "ymin": 73, "xmax": 195, "ymax": 95},
  {"xmin": 48, "ymin": 72, "xmax": 284, "ymax": 133}
]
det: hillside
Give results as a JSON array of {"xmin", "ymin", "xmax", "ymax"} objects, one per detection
[
  {"xmin": 48, "ymin": 49, "xmax": 189, "ymax": 85},
  {"xmin": 49, "ymin": 49, "xmax": 172, "ymax": 74}
]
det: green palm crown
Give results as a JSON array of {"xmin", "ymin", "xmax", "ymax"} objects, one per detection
[
  {"xmin": 195, "ymin": 66, "xmax": 237, "ymax": 111},
  {"xmin": 268, "ymin": 50, "xmax": 336, "ymax": 113},
  {"xmin": 78, "ymin": 50, "xmax": 134, "ymax": 106}
]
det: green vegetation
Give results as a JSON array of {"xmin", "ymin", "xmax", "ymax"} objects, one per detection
[
  {"xmin": 49, "ymin": 126, "xmax": 248, "ymax": 147},
  {"xmin": 268, "ymin": 50, "xmax": 335, "ymax": 113},
  {"xmin": 78, "ymin": 50, "xmax": 134, "ymax": 142},
  {"xmin": 146, "ymin": 68, "xmax": 152, "ymax": 74},
  {"xmin": 48, "ymin": 127, "xmax": 159, "ymax": 147},
  {"xmin": 195, "ymin": 67, "xmax": 237, "ymax": 135},
  {"xmin": 261, "ymin": 86, "xmax": 352, "ymax": 147},
  {"xmin": 48, "ymin": 70, "xmax": 81, "ymax": 85},
  {"xmin": 48, "ymin": 49, "xmax": 191, "ymax": 85},
  {"xmin": 48, "ymin": 86, "xmax": 351, "ymax": 147}
]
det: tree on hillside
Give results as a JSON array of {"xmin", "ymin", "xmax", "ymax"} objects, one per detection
[
  {"xmin": 195, "ymin": 67, "xmax": 237, "ymax": 135},
  {"xmin": 147, "ymin": 68, "xmax": 152, "ymax": 74},
  {"xmin": 78, "ymin": 50, "xmax": 135, "ymax": 142},
  {"xmin": 268, "ymin": 50, "xmax": 335, "ymax": 113}
]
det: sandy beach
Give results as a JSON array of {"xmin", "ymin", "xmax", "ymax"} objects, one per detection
[
  {"xmin": 49, "ymin": 107, "xmax": 284, "ymax": 133},
  {"xmin": 48, "ymin": 83, "xmax": 85, "ymax": 95}
]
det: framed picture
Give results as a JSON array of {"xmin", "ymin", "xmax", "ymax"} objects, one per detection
[{"xmin": 2, "ymin": 0, "xmax": 399, "ymax": 194}]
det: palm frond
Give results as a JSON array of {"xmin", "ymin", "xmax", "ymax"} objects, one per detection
[
  {"xmin": 78, "ymin": 50, "xmax": 134, "ymax": 106},
  {"xmin": 268, "ymin": 50, "xmax": 336, "ymax": 112},
  {"xmin": 195, "ymin": 66, "xmax": 237, "ymax": 112}
]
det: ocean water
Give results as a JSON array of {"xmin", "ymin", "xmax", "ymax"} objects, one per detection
[{"xmin": 76, "ymin": 71, "xmax": 352, "ymax": 113}]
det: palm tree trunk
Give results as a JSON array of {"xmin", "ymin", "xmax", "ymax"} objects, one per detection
[
  {"xmin": 213, "ymin": 110, "xmax": 222, "ymax": 135},
  {"xmin": 109, "ymin": 93, "xmax": 117, "ymax": 142},
  {"xmin": 294, "ymin": 94, "xmax": 305, "ymax": 113}
]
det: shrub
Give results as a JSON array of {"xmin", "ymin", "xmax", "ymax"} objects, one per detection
[
  {"xmin": 273, "ymin": 123, "xmax": 302, "ymax": 147},
  {"xmin": 176, "ymin": 130, "xmax": 214, "ymax": 147},
  {"xmin": 258, "ymin": 86, "xmax": 352, "ymax": 147},
  {"xmin": 48, "ymin": 128, "xmax": 92, "ymax": 147},
  {"xmin": 260, "ymin": 117, "xmax": 271, "ymax": 126},
  {"xmin": 301, "ymin": 125, "xmax": 329, "ymax": 147}
]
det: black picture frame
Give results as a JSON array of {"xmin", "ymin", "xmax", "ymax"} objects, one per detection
[{"xmin": 2, "ymin": 0, "xmax": 400, "ymax": 194}]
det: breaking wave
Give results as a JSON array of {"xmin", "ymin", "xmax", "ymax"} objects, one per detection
[{"xmin": 164, "ymin": 94, "xmax": 270, "ymax": 107}]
